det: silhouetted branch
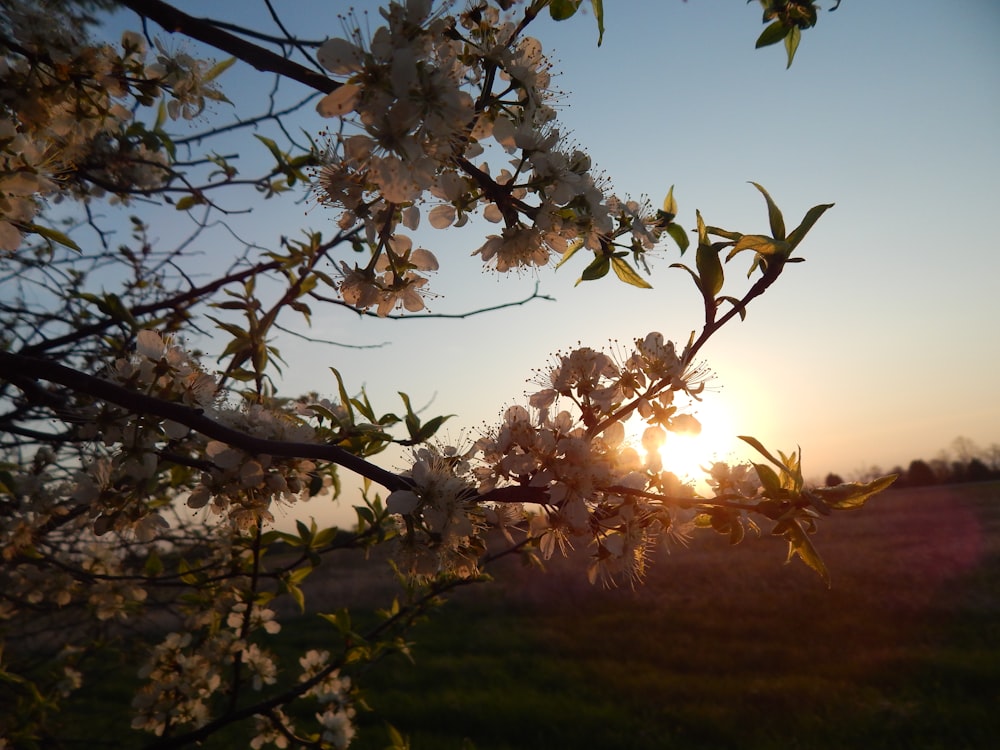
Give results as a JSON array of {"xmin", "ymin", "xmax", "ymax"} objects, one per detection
[
  {"xmin": 0, "ymin": 351, "xmax": 409, "ymax": 492},
  {"xmin": 119, "ymin": 0, "xmax": 338, "ymax": 94}
]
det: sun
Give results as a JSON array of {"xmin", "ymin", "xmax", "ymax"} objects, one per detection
[{"xmin": 626, "ymin": 396, "xmax": 739, "ymax": 488}]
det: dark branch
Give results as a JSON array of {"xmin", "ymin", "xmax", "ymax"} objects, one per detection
[
  {"xmin": 118, "ymin": 0, "xmax": 338, "ymax": 94},
  {"xmin": 0, "ymin": 351, "xmax": 410, "ymax": 492}
]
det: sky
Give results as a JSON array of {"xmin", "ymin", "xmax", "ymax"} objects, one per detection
[{"xmin": 104, "ymin": 1, "xmax": 1000, "ymax": 495}]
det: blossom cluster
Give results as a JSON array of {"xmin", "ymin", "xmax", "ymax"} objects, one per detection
[
  {"xmin": 133, "ymin": 611, "xmax": 356, "ymax": 747},
  {"xmin": 0, "ymin": 1, "xmax": 226, "ymax": 251},
  {"xmin": 385, "ymin": 332, "xmax": 739, "ymax": 586},
  {"xmin": 131, "ymin": 594, "xmax": 291, "ymax": 735},
  {"xmin": 312, "ymin": 0, "xmax": 672, "ymax": 315},
  {"xmin": 70, "ymin": 330, "xmax": 332, "ymax": 535},
  {"xmin": 388, "ymin": 445, "xmax": 487, "ymax": 580},
  {"xmin": 73, "ymin": 330, "xmax": 219, "ymax": 537},
  {"xmin": 186, "ymin": 425, "xmax": 321, "ymax": 531}
]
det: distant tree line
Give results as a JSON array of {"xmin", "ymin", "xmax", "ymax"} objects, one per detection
[{"xmin": 825, "ymin": 437, "xmax": 1000, "ymax": 489}]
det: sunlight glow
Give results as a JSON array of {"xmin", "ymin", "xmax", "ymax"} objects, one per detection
[{"xmin": 628, "ymin": 397, "xmax": 739, "ymax": 488}]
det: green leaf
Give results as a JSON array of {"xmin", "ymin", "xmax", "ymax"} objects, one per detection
[
  {"xmin": 144, "ymin": 550, "xmax": 163, "ymax": 577},
  {"xmin": 782, "ymin": 518, "xmax": 830, "ymax": 587},
  {"xmin": 576, "ymin": 254, "xmax": 610, "ymax": 284},
  {"xmin": 204, "ymin": 56, "xmax": 236, "ymax": 83},
  {"xmin": 416, "ymin": 414, "xmax": 454, "ymax": 442},
  {"xmin": 261, "ymin": 530, "xmax": 301, "ymax": 546},
  {"xmin": 662, "ymin": 185, "xmax": 678, "ymax": 218},
  {"xmin": 728, "ymin": 234, "xmax": 788, "ymax": 259},
  {"xmin": 27, "ymin": 224, "xmax": 82, "ymax": 252},
  {"xmin": 254, "ymin": 134, "xmax": 286, "ymax": 166},
  {"xmin": 753, "ymin": 462, "xmax": 783, "ymax": 495},
  {"xmin": 718, "ymin": 295, "xmax": 748, "ymax": 320},
  {"xmin": 287, "ymin": 583, "xmax": 306, "ymax": 612},
  {"xmin": 155, "ymin": 99, "xmax": 168, "ymax": 130},
  {"xmin": 554, "ymin": 238, "xmax": 585, "ymax": 270},
  {"xmin": 738, "ymin": 435, "xmax": 789, "ymax": 472},
  {"xmin": 590, "ymin": 0, "xmax": 605, "ymax": 45},
  {"xmin": 695, "ymin": 210, "xmax": 709, "ymax": 247},
  {"xmin": 669, "ymin": 262, "xmax": 700, "ymax": 288},
  {"xmin": 99, "ymin": 293, "xmax": 138, "ymax": 327},
  {"xmin": 749, "ymin": 182, "xmax": 786, "ymax": 240},
  {"xmin": 319, "ymin": 608, "xmax": 352, "ymax": 634},
  {"xmin": 549, "ymin": 0, "xmax": 582, "ymax": 21},
  {"xmin": 705, "ymin": 225, "xmax": 742, "ymax": 242},
  {"xmin": 296, "ymin": 519, "xmax": 312, "ymax": 543},
  {"xmin": 786, "ymin": 202, "xmax": 835, "ymax": 250},
  {"xmin": 695, "ymin": 242, "xmax": 724, "ymax": 297},
  {"xmin": 784, "ymin": 25, "xmax": 801, "ymax": 68},
  {"xmin": 174, "ymin": 194, "xmax": 204, "ymax": 211},
  {"xmin": 286, "ymin": 565, "xmax": 313, "ymax": 586},
  {"xmin": 810, "ymin": 474, "xmax": 898, "ymax": 511},
  {"xmin": 666, "ymin": 222, "xmax": 690, "ymax": 254},
  {"xmin": 611, "ymin": 256, "xmax": 652, "ymax": 288},
  {"xmin": 329, "ymin": 367, "xmax": 355, "ymax": 424},
  {"xmin": 177, "ymin": 557, "xmax": 200, "ymax": 585},
  {"xmin": 755, "ymin": 19, "xmax": 789, "ymax": 49}
]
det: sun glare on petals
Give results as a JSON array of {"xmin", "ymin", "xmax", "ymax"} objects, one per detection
[{"xmin": 628, "ymin": 396, "xmax": 739, "ymax": 489}]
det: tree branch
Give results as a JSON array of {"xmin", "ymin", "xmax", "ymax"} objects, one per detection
[
  {"xmin": 118, "ymin": 0, "xmax": 337, "ymax": 94},
  {"xmin": 0, "ymin": 351, "xmax": 410, "ymax": 492}
]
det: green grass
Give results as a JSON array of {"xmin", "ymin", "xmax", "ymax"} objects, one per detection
[
  {"xmin": 21, "ymin": 482, "xmax": 1000, "ymax": 749},
  {"xmin": 347, "ymin": 482, "xmax": 1000, "ymax": 749}
]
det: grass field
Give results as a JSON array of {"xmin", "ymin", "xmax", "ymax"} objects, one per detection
[
  {"xmin": 340, "ymin": 482, "xmax": 1000, "ymax": 749},
  {"xmin": 29, "ymin": 482, "xmax": 1000, "ymax": 749}
]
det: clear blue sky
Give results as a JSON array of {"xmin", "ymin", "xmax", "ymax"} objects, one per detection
[{"xmin": 113, "ymin": 1, "xmax": 1000, "ymax": 486}]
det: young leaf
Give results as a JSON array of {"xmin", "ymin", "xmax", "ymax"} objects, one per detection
[
  {"xmin": 254, "ymin": 134, "xmax": 285, "ymax": 164},
  {"xmin": 27, "ymin": 224, "xmax": 82, "ymax": 252},
  {"xmin": 728, "ymin": 234, "xmax": 788, "ymax": 259},
  {"xmin": 753, "ymin": 462, "xmax": 783, "ymax": 495},
  {"xmin": 666, "ymin": 222, "xmax": 690, "ymax": 254},
  {"xmin": 591, "ymin": 0, "xmax": 605, "ymax": 45},
  {"xmin": 549, "ymin": 0, "xmax": 583, "ymax": 21},
  {"xmin": 755, "ymin": 19, "xmax": 789, "ymax": 49},
  {"xmin": 611, "ymin": 256, "xmax": 652, "ymax": 288},
  {"xmin": 555, "ymin": 238, "xmax": 585, "ymax": 270},
  {"xmin": 576, "ymin": 254, "xmax": 610, "ymax": 284},
  {"xmin": 781, "ymin": 518, "xmax": 830, "ymax": 587},
  {"xmin": 204, "ymin": 56, "xmax": 236, "ymax": 83},
  {"xmin": 809, "ymin": 474, "xmax": 898, "ymax": 511},
  {"xmin": 784, "ymin": 25, "xmax": 802, "ymax": 68},
  {"xmin": 695, "ymin": 242, "xmax": 724, "ymax": 297},
  {"xmin": 662, "ymin": 185, "xmax": 678, "ymax": 220},
  {"xmin": 174, "ymin": 194, "xmax": 204, "ymax": 211},
  {"xmin": 786, "ymin": 202, "xmax": 835, "ymax": 250},
  {"xmin": 738, "ymin": 435, "xmax": 790, "ymax": 472},
  {"xmin": 749, "ymin": 182, "xmax": 786, "ymax": 240}
]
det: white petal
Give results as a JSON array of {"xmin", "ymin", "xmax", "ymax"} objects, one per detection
[
  {"xmin": 316, "ymin": 38, "xmax": 363, "ymax": 75},
  {"xmin": 428, "ymin": 204, "xmax": 456, "ymax": 229},
  {"xmin": 409, "ymin": 248, "xmax": 438, "ymax": 271},
  {"xmin": 386, "ymin": 490, "xmax": 419, "ymax": 515},
  {"xmin": 0, "ymin": 221, "xmax": 22, "ymax": 252},
  {"xmin": 316, "ymin": 84, "xmax": 361, "ymax": 117},
  {"xmin": 135, "ymin": 330, "xmax": 164, "ymax": 359}
]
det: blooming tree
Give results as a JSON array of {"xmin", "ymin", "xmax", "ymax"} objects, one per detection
[{"xmin": 0, "ymin": 0, "xmax": 893, "ymax": 747}]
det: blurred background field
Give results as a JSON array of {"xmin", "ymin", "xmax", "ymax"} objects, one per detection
[
  {"xmin": 47, "ymin": 482, "xmax": 1000, "ymax": 749},
  {"xmin": 339, "ymin": 482, "xmax": 1000, "ymax": 750}
]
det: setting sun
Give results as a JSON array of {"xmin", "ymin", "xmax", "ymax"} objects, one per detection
[{"xmin": 627, "ymin": 396, "xmax": 739, "ymax": 488}]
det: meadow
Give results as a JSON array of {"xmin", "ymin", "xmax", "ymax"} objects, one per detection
[
  {"xmin": 33, "ymin": 482, "xmax": 1000, "ymax": 749},
  {"xmin": 338, "ymin": 482, "xmax": 1000, "ymax": 750}
]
